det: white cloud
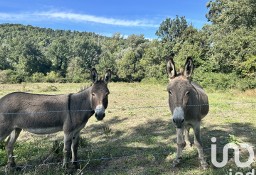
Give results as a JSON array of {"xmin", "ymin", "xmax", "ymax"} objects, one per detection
[
  {"xmin": 0, "ymin": 12, "xmax": 28, "ymax": 20},
  {"xmin": 39, "ymin": 12, "xmax": 158, "ymax": 27},
  {"xmin": 0, "ymin": 11, "xmax": 158, "ymax": 28}
]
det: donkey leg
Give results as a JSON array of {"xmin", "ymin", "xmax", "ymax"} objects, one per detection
[
  {"xmin": 0, "ymin": 123, "xmax": 13, "ymax": 142},
  {"xmin": 193, "ymin": 122, "xmax": 208, "ymax": 169},
  {"xmin": 173, "ymin": 128, "xmax": 185, "ymax": 167},
  {"xmin": 63, "ymin": 133, "xmax": 72, "ymax": 169},
  {"xmin": 71, "ymin": 132, "xmax": 80, "ymax": 169},
  {"xmin": 184, "ymin": 126, "xmax": 193, "ymax": 147},
  {"xmin": 6, "ymin": 128, "xmax": 22, "ymax": 168}
]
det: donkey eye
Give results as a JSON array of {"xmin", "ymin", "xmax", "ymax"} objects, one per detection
[
  {"xmin": 92, "ymin": 93, "xmax": 96, "ymax": 96},
  {"xmin": 185, "ymin": 91, "xmax": 190, "ymax": 96},
  {"xmin": 168, "ymin": 90, "xmax": 173, "ymax": 96}
]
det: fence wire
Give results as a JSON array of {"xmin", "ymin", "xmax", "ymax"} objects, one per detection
[
  {"xmin": 0, "ymin": 101, "xmax": 255, "ymax": 115},
  {"xmin": 0, "ymin": 101, "xmax": 255, "ymax": 174},
  {"xmin": 5, "ymin": 144, "xmax": 255, "ymax": 174}
]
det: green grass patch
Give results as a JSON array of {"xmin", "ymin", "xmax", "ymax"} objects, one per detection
[{"xmin": 0, "ymin": 83, "xmax": 255, "ymax": 174}]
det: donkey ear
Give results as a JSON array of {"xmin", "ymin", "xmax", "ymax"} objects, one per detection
[
  {"xmin": 167, "ymin": 58, "xmax": 177, "ymax": 79},
  {"xmin": 184, "ymin": 57, "xmax": 194, "ymax": 78},
  {"xmin": 91, "ymin": 68, "xmax": 98, "ymax": 83},
  {"xmin": 104, "ymin": 69, "xmax": 111, "ymax": 83}
]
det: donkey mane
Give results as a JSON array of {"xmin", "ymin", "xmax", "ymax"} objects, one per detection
[
  {"xmin": 79, "ymin": 85, "xmax": 91, "ymax": 93},
  {"xmin": 78, "ymin": 79, "xmax": 107, "ymax": 93}
]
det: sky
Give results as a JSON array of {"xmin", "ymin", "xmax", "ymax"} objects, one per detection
[{"xmin": 0, "ymin": 0, "xmax": 210, "ymax": 39}]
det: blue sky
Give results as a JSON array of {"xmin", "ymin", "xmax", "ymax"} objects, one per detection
[{"xmin": 0, "ymin": 0, "xmax": 210, "ymax": 39}]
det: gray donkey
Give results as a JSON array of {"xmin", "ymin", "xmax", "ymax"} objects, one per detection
[
  {"xmin": 166, "ymin": 57, "xmax": 209, "ymax": 169},
  {"xmin": 0, "ymin": 68, "xmax": 111, "ymax": 170}
]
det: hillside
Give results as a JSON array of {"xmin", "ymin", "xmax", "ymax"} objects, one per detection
[{"xmin": 0, "ymin": 0, "xmax": 256, "ymax": 90}]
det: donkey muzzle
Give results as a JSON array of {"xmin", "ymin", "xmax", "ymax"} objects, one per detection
[
  {"xmin": 172, "ymin": 107, "xmax": 185, "ymax": 128},
  {"xmin": 95, "ymin": 105, "xmax": 105, "ymax": 121}
]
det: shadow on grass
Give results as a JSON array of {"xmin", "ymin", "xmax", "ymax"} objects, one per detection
[
  {"xmin": 0, "ymin": 118, "xmax": 255, "ymax": 175},
  {"xmin": 201, "ymin": 122, "xmax": 256, "ymax": 173},
  {"xmin": 82, "ymin": 118, "xmax": 177, "ymax": 175},
  {"xmin": 81, "ymin": 119, "xmax": 256, "ymax": 174}
]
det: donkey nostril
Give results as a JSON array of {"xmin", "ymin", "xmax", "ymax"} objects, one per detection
[{"xmin": 181, "ymin": 119, "xmax": 184, "ymax": 123}]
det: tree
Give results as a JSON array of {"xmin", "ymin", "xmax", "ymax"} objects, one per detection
[
  {"xmin": 16, "ymin": 41, "xmax": 51, "ymax": 75},
  {"xmin": 206, "ymin": 0, "xmax": 256, "ymax": 30},
  {"xmin": 0, "ymin": 48, "xmax": 11, "ymax": 70},
  {"xmin": 66, "ymin": 57, "xmax": 87, "ymax": 82},
  {"xmin": 117, "ymin": 48, "xmax": 144, "ymax": 81},
  {"xmin": 172, "ymin": 26, "xmax": 212, "ymax": 70},
  {"xmin": 140, "ymin": 40, "xmax": 166, "ymax": 80},
  {"xmin": 72, "ymin": 37, "xmax": 101, "ymax": 71},
  {"xmin": 47, "ymin": 38, "xmax": 70, "ymax": 77},
  {"xmin": 96, "ymin": 51, "xmax": 117, "ymax": 77},
  {"xmin": 156, "ymin": 16, "xmax": 188, "ymax": 43},
  {"xmin": 126, "ymin": 34, "xmax": 146, "ymax": 48},
  {"xmin": 207, "ymin": 27, "xmax": 256, "ymax": 75}
]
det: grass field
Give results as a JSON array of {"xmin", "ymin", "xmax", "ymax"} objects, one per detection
[{"xmin": 0, "ymin": 82, "xmax": 255, "ymax": 175}]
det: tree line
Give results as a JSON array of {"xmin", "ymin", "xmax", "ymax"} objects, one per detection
[{"xmin": 0, "ymin": 0, "xmax": 255, "ymax": 90}]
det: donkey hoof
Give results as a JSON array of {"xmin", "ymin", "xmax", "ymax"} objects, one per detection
[
  {"xmin": 5, "ymin": 164, "xmax": 18, "ymax": 174},
  {"xmin": 172, "ymin": 161, "xmax": 179, "ymax": 168},
  {"xmin": 64, "ymin": 168, "xmax": 76, "ymax": 175},
  {"xmin": 201, "ymin": 161, "xmax": 209, "ymax": 170},
  {"xmin": 71, "ymin": 162, "xmax": 80, "ymax": 169},
  {"xmin": 172, "ymin": 157, "xmax": 182, "ymax": 167},
  {"xmin": 62, "ymin": 162, "xmax": 69, "ymax": 169},
  {"xmin": 181, "ymin": 142, "xmax": 186, "ymax": 149},
  {"xmin": 16, "ymin": 166, "xmax": 22, "ymax": 171},
  {"xmin": 172, "ymin": 162, "xmax": 178, "ymax": 168},
  {"xmin": 177, "ymin": 142, "xmax": 186, "ymax": 149},
  {"xmin": 202, "ymin": 164, "xmax": 208, "ymax": 170}
]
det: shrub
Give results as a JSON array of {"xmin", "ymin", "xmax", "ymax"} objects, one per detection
[
  {"xmin": 45, "ymin": 71, "xmax": 63, "ymax": 83},
  {"xmin": 193, "ymin": 71, "xmax": 256, "ymax": 90},
  {"xmin": 141, "ymin": 77, "xmax": 167, "ymax": 85},
  {"xmin": 39, "ymin": 85, "xmax": 59, "ymax": 92},
  {"xmin": 31, "ymin": 72, "xmax": 45, "ymax": 83},
  {"xmin": 236, "ymin": 78, "xmax": 256, "ymax": 91},
  {"xmin": 0, "ymin": 69, "xmax": 26, "ymax": 83}
]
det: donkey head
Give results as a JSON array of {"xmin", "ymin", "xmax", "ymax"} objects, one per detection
[
  {"xmin": 166, "ymin": 57, "xmax": 194, "ymax": 128},
  {"xmin": 90, "ymin": 68, "xmax": 111, "ymax": 121}
]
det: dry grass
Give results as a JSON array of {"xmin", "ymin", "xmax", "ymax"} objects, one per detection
[{"xmin": 0, "ymin": 83, "xmax": 255, "ymax": 174}]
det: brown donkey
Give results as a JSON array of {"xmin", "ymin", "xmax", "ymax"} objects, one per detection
[
  {"xmin": 166, "ymin": 57, "xmax": 209, "ymax": 169},
  {"xmin": 0, "ymin": 68, "xmax": 111, "ymax": 170}
]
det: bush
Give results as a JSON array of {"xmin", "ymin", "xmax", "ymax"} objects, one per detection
[
  {"xmin": 30, "ymin": 72, "xmax": 45, "ymax": 82},
  {"xmin": 0, "ymin": 69, "xmax": 26, "ymax": 83},
  {"xmin": 193, "ymin": 71, "xmax": 256, "ymax": 90},
  {"xmin": 193, "ymin": 71, "xmax": 234, "ymax": 90},
  {"xmin": 66, "ymin": 72, "xmax": 88, "ymax": 83},
  {"xmin": 141, "ymin": 77, "xmax": 167, "ymax": 85},
  {"xmin": 45, "ymin": 71, "xmax": 63, "ymax": 83},
  {"xmin": 236, "ymin": 78, "xmax": 256, "ymax": 91},
  {"xmin": 39, "ymin": 85, "xmax": 59, "ymax": 92}
]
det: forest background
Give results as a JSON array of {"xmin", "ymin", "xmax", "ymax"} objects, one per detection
[{"xmin": 0, "ymin": 0, "xmax": 255, "ymax": 90}]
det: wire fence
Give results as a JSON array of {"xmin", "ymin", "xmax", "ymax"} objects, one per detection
[
  {"xmin": 1, "ymin": 146, "xmax": 255, "ymax": 174},
  {"xmin": 0, "ymin": 101, "xmax": 256, "ymax": 174},
  {"xmin": 5, "ymin": 143, "xmax": 256, "ymax": 175},
  {"xmin": 0, "ymin": 101, "xmax": 255, "ymax": 115}
]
